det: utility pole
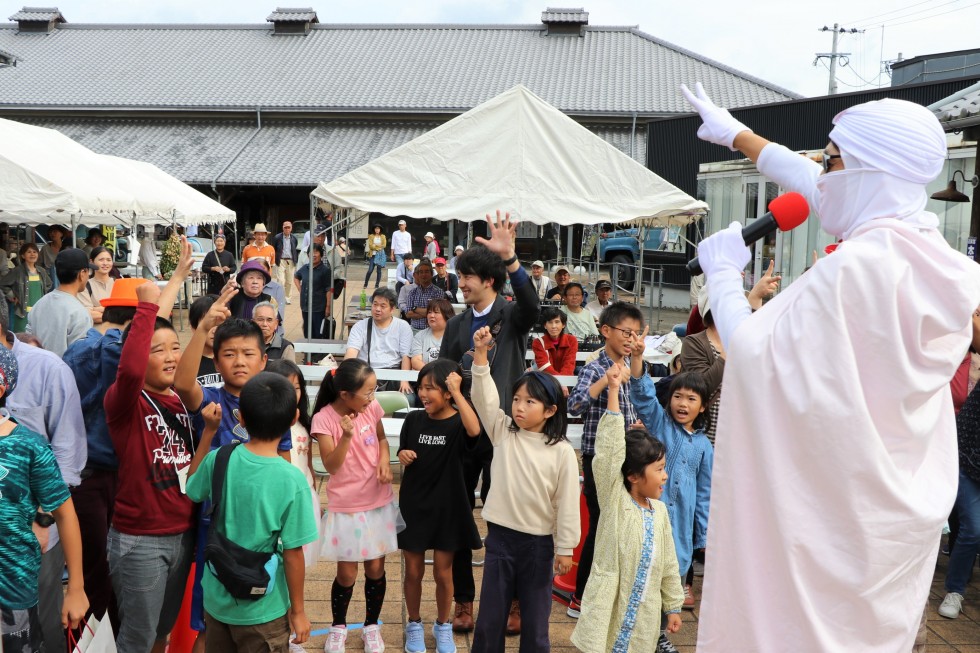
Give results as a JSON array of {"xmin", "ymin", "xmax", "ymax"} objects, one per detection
[{"xmin": 815, "ymin": 24, "xmax": 863, "ymax": 95}]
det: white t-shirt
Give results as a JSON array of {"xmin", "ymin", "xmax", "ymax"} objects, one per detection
[
  {"xmin": 585, "ymin": 299, "xmax": 611, "ymax": 321},
  {"xmin": 391, "ymin": 230, "xmax": 412, "ymax": 256},
  {"xmin": 410, "ymin": 328, "xmax": 443, "ymax": 365},
  {"xmin": 347, "ymin": 317, "xmax": 413, "ymax": 369},
  {"xmin": 561, "ymin": 306, "xmax": 599, "ymax": 339}
]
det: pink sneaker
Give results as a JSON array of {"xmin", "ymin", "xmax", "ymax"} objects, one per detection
[
  {"xmin": 323, "ymin": 625, "xmax": 347, "ymax": 653},
  {"xmin": 361, "ymin": 624, "xmax": 385, "ymax": 653}
]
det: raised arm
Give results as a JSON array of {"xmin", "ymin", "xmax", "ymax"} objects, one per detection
[
  {"xmin": 175, "ymin": 284, "xmax": 236, "ymax": 412},
  {"xmin": 470, "ymin": 326, "xmax": 511, "ymax": 443},
  {"xmin": 157, "ymin": 236, "xmax": 194, "ymax": 320},
  {"xmin": 474, "ymin": 210, "xmax": 540, "ymax": 334},
  {"xmin": 446, "ymin": 371, "xmax": 481, "ymax": 437}
]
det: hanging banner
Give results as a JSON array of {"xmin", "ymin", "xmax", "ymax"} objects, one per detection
[{"xmin": 101, "ymin": 225, "xmax": 116, "ymax": 254}]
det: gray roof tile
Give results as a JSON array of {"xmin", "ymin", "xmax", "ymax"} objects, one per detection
[
  {"xmin": 0, "ymin": 22, "xmax": 797, "ymax": 113},
  {"xmin": 931, "ymin": 80, "xmax": 980, "ymax": 128},
  {"xmin": 542, "ymin": 8, "xmax": 589, "ymax": 23},
  {"xmin": 9, "ymin": 117, "xmax": 647, "ymax": 187},
  {"xmin": 8, "ymin": 7, "xmax": 64, "ymax": 22},
  {"xmin": 266, "ymin": 8, "xmax": 318, "ymax": 23}
]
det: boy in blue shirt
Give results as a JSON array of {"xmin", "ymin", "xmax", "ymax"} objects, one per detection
[
  {"xmin": 186, "ymin": 372, "xmax": 318, "ymax": 650},
  {"xmin": 0, "ymin": 346, "xmax": 88, "ymax": 650}
]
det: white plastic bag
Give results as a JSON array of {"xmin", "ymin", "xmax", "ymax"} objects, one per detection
[{"xmin": 71, "ymin": 613, "xmax": 117, "ymax": 653}]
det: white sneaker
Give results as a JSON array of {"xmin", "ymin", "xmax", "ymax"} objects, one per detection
[
  {"xmin": 939, "ymin": 592, "xmax": 964, "ymax": 619},
  {"xmin": 289, "ymin": 642, "xmax": 305, "ymax": 653},
  {"xmin": 286, "ymin": 297, "xmax": 292, "ymax": 304},
  {"xmin": 362, "ymin": 624, "xmax": 386, "ymax": 653},
  {"xmin": 324, "ymin": 625, "xmax": 347, "ymax": 653}
]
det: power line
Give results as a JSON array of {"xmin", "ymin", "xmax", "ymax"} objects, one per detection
[
  {"xmin": 879, "ymin": 0, "xmax": 980, "ymax": 27},
  {"xmin": 844, "ymin": 0, "xmax": 936, "ymax": 26},
  {"xmin": 852, "ymin": 0, "xmax": 960, "ymax": 27}
]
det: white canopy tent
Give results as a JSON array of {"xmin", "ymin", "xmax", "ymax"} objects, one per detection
[
  {"xmin": 0, "ymin": 117, "xmax": 175, "ymax": 226},
  {"xmin": 312, "ymin": 85, "xmax": 707, "ymax": 226}
]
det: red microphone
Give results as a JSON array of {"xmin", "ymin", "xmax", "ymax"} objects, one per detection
[{"xmin": 687, "ymin": 192, "xmax": 810, "ymax": 276}]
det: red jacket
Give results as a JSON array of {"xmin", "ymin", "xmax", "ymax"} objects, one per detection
[{"xmin": 532, "ymin": 333, "xmax": 578, "ymax": 376}]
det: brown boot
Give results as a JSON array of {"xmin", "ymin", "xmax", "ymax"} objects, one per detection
[
  {"xmin": 506, "ymin": 599, "xmax": 521, "ymax": 636},
  {"xmin": 452, "ymin": 601, "xmax": 474, "ymax": 633}
]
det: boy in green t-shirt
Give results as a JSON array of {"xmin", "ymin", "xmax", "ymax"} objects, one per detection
[
  {"xmin": 0, "ymin": 346, "xmax": 88, "ymax": 650},
  {"xmin": 186, "ymin": 372, "xmax": 318, "ymax": 651}
]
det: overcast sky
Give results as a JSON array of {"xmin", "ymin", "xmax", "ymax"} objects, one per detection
[{"xmin": 6, "ymin": 0, "xmax": 977, "ymax": 98}]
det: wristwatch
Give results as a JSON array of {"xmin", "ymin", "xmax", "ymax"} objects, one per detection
[{"xmin": 34, "ymin": 512, "xmax": 55, "ymax": 528}]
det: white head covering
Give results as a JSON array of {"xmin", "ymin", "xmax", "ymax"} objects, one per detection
[
  {"xmin": 816, "ymin": 99, "xmax": 946, "ymax": 239},
  {"xmin": 697, "ymin": 283, "xmax": 710, "ymax": 319}
]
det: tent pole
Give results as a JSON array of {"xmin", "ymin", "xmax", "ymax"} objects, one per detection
[
  {"xmin": 340, "ymin": 208, "xmax": 349, "ymax": 336},
  {"xmin": 71, "ymin": 215, "xmax": 78, "ymax": 248},
  {"xmin": 448, "ymin": 220, "xmax": 454, "ymax": 253},
  {"xmin": 308, "ymin": 194, "xmax": 315, "ymax": 343}
]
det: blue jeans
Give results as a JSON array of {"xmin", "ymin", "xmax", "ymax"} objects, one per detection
[
  {"xmin": 946, "ymin": 471, "xmax": 980, "ymax": 594},
  {"xmin": 108, "ymin": 528, "xmax": 194, "ymax": 652},
  {"xmin": 364, "ymin": 259, "xmax": 384, "ymax": 287}
]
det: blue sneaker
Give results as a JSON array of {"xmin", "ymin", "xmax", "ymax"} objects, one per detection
[
  {"xmin": 405, "ymin": 620, "xmax": 426, "ymax": 653},
  {"xmin": 433, "ymin": 621, "xmax": 457, "ymax": 653}
]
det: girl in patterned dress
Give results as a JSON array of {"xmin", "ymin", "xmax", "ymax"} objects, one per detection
[
  {"xmin": 311, "ymin": 359, "xmax": 399, "ymax": 653},
  {"xmin": 571, "ymin": 362, "xmax": 685, "ymax": 653}
]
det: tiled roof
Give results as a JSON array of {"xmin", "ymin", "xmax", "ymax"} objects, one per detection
[
  {"xmin": 266, "ymin": 8, "xmax": 318, "ymax": 23},
  {"xmin": 0, "ymin": 47, "xmax": 18, "ymax": 64},
  {"xmin": 541, "ymin": 8, "xmax": 588, "ymax": 23},
  {"xmin": 0, "ymin": 22, "xmax": 798, "ymax": 113},
  {"xmin": 7, "ymin": 7, "xmax": 63, "ymax": 22},
  {"xmin": 930, "ymin": 80, "xmax": 980, "ymax": 130},
  {"xmin": 10, "ymin": 116, "xmax": 646, "ymax": 187}
]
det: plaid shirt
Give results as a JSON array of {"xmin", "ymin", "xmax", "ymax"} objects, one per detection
[
  {"xmin": 407, "ymin": 283, "xmax": 446, "ymax": 330},
  {"xmin": 567, "ymin": 350, "xmax": 637, "ymax": 455}
]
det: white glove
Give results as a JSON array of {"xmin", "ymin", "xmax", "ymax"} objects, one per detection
[
  {"xmin": 680, "ymin": 82, "xmax": 752, "ymax": 151},
  {"xmin": 696, "ymin": 222, "xmax": 751, "ymax": 277}
]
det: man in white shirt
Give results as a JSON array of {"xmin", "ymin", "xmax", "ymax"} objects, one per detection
[
  {"xmin": 585, "ymin": 279, "xmax": 613, "ymax": 322},
  {"xmin": 138, "ymin": 230, "xmax": 161, "ymax": 280},
  {"xmin": 529, "ymin": 260, "xmax": 554, "ymax": 301},
  {"xmin": 345, "ymin": 287, "xmax": 413, "ymax": 394},
  {"xmin": 390, "ymin": 219, "xmax": 413, "ymax": 265},
  {"xmin": 395, "ymin": 252, "xmax": 416, "ymax": 294}
]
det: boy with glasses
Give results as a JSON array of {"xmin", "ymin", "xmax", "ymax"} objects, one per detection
[{"xmin": 566, "ymin": 302, "xmax": 645, "ymax": 619}]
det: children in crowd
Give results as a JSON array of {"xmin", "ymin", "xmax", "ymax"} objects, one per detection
[
  {"xmin": 398, "ymin": 359, "xmax": 483, "ymax": 653},
  {"xmin": 186, "ymin": 372, "xmax": 318, "ymax": 652},
  {"xmin": 104, "ymin": 280, "xmax": 197, "ymax": 652},
  {"xmin": 468, "ymin": 326, "xmax": 580, "ymax": 653},
  {"xmin": 560, "ymin": 282, "xmax": 599, "ymax": 339},
  {"xmin": 311, "ymin": 359, "xmax": 398, "ymax": 653},
  {"xmin": 0, "ymin": 345, "xmax": 88, "ymax": 651},
  {"xmin": 567, "ymin": 302, "xmax": 644, "ymax": 618},
  {"xmin": 266, "ymin": 359, "xmax": 321, "ymax": 567},
  {"xmin": 174, "ymin": 285, "xmax": 293, "ymax": 646},
  {"xmin": 532, "ymin": 307, "xmax": 578, "ymax": 377},
  {"xmin": 630, "ymin": 333, "xmax": 713, "ymax": 651},
  {"xmin": 571, "ymin": 362, "xmax": 684, "ymax": 653}
]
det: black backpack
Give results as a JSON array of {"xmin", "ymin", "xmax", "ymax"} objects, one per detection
[{"xmin": 203, "ymin": 443, "xmax": 277, "ymax": 600}]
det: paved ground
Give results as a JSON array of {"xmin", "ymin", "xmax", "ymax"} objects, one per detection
[{"xmin": 173, "ymin": 263, "xmax": 980, "ymax": 651}]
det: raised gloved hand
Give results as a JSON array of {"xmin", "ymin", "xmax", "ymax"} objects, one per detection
[
  {"xmin": 696, "ymin": 222, "xmax": 751, "ymax": 278},
  {"xmin": 680, "ymin": 82, "xmax": 752, "ymax": 151}
]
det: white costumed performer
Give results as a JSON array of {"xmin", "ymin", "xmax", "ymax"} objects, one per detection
[{"xmin": 681, "ymin": 83, "xmax": 980, "ymax": 652}]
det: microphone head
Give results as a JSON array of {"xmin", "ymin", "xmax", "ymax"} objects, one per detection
[{"xmin": 768, "ymin": 192, "xmax": 810, "ymax": 231}]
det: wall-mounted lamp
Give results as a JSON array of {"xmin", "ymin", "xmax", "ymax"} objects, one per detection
[{"xmin": 931, "ymin": 170, "xmax": 979, "ymax": 203}]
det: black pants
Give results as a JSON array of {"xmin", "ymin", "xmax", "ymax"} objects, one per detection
[
  {"xmin": 573, "ymin": 454, "xmax": 600, "ymax": 602},
  {"xmin": 70, "ymin": 470, "xmax": 119, "ymax": 629},
  {"xmin": 453, "ymin": 439, "xmax": 492, "ymax": 602},
  {"xmin": 471, "ymin": 524, "xmax": 554, "ymax": 653}
]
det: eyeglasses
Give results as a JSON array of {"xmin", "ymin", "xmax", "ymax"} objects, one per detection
[
  {"xmin": 355, "ymin": 384, "xmax": 383, "ymax": 401},
  {"xmin": 822, "ymin": 151, "xmax": 842, "ymax": 173},
  {"xmin": 606, "ymin": 325, "xmax": 640, "ymax": 338}
]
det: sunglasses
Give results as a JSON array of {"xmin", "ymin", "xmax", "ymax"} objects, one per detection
[{"xmin": 822, "ymin": 151, "xmax": 842, "ymax": 173}]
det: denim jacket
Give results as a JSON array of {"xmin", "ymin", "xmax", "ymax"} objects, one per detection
[{"xmin": 630, "ymin": 372, "xmax": 713, "ymax": 578}]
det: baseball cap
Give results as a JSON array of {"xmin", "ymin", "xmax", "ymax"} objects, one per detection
[
  {"xmin": 398, "ymin": 219, "xmax": 407, "ymax": 226},
  {"xmin": 101, "ymin": 277, "xmax": 150, "ymax": 308},
  {"xmin": 313, "ymin": 223, "xmax": 329, "ymax": 237},
  {"xmin": 531, "ymin": 260, "xmax": 544, "ymax": 268},
  {"xmin": 595, "ymin": 279, "xmax": 612, "ymax": 291},
  {"xmin": 554, "ymin": 264, "xmax": 570, "ymax": 275},
  {"xmin": 434, "ymin": 257, "xmax": 447, "ymax": 265},
  {"xmin": 454, "ymin": 245, "xmax": 464, "ymax": 252},
  {"xmin": 425, "ymin": 232, "xmax": 435, "ymax": 239},
  {"xmin": 55, "ymin": 248, "xmax": 97, "ymax": 275}
]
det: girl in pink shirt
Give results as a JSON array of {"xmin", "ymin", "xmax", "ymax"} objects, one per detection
[{"xmin": 312, "ymin": 359, "xmax": 398, "ymax": 653}]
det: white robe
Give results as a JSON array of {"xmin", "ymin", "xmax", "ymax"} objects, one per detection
[{"xmin": 697, "ymin": 218, "xmax": 980, "ymax": 651}]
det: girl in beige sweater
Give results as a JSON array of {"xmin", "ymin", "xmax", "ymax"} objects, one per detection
[{"xmin": 468, "ymin": 326, "xmax": 580, "ymax": 653}]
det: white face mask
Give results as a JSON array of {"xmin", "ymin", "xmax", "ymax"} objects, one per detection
[{"xmin": 815, "ymin": 168, "xmax": 934, "ymax": 240}]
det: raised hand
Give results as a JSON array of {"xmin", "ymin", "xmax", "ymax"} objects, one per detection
[
  {"xmin": 201, "ymin": 283, "xmax": 236, "ymax": 331},
  {"xmin": 605, "ymin": 363, "xmax": 621, "ymax": 389},
  {"xmin": 680, "ymin": 82, "xmax": 752, "ymax": 150},
  {"xmin": 696, "ymin": 222, "xmax": 751, "ymax": 278},
  {"xmin": 173, "ymin": 235, "xmax": 194, "ymax": 279},
  {"xmin": 473, "ymin": 326, "xmax": 493, "ymax": 351},
  {"xmin": 201, "ymin": 402, "xmax": 222, "ymax": 431},
  {"xmin": 445, "ymin": 371, "xmax": 463, "ymax": 396},
  {"xmin": 629, "ymin": 324, "xmax": 650, "ymax": 359},
  {"xmin": 340, "ymin": 414, "xmax": 356, "ymax": 438},
  {"xmin": 474, "ymin": 210, "xmax": 517, "ymax": 259},
  {"xmin": 135, "ymin": 278, "xmax": 162, "ymax": 304},
  {"xmin": 749, "ymin": 260, "xmax": 781, "ymax": 304}
]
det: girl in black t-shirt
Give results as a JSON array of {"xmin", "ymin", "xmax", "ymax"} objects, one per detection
[{"xmin": 397, "ymin": 359, "xmax": 483, "ymax": 649}]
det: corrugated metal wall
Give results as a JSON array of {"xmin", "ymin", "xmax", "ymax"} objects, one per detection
[{"xmin": 647, "ymin": 76, "xmax": 980, "ymax": 197}]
